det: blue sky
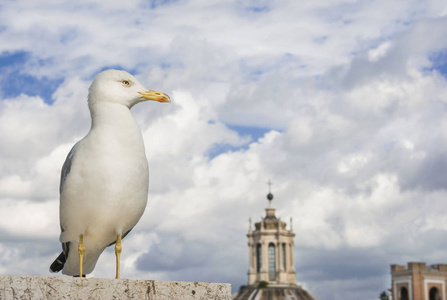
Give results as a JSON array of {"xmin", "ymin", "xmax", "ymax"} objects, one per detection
[
  {"xmin": 1, "ymin": 1, "xmax": 447, "ymax": 300},
  {"xmin": 0, "ymin": 51, "xmax": 63, "ymax": 103},
  {"xmin": 429, "ymin": 50, "xmax": 447, "ymax": 75}
]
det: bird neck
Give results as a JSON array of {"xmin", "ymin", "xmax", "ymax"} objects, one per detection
[{"xmin": 89, "ymin": 102, "xmax": 137, "ymax": 131}]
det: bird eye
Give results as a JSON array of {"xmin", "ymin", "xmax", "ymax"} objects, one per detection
[{"xmin": 122, "ymin": 80, "xmax": 130, "ymax": 86}]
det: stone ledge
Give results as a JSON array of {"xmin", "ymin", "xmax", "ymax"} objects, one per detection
[{"xmin": 0, "ymin": 275, "xmax": 231, "ymax": 300}]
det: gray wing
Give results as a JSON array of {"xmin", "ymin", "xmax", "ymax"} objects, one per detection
[
  {"xmin": 52, "ymin": 142, "xmax": 80, "ymax": 273},
  {"xmin": 59, "ymin": 142, "xmax": 80, "ymax": 195}
]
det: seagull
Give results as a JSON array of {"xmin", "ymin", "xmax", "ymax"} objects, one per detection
[{"xmin": 49, "ymin": 69, "xmax": 170, "ymax": 278}]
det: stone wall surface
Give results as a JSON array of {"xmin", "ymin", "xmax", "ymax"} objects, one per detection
[{"xmin": 0, "ymin": 275, "xmax": 231, "ymax": 300}]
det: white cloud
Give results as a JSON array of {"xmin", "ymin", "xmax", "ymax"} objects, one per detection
[
  {"xmin": 368, "ymin": 42, "xmax": 392, "ymax": 62},
  {"xmin": 0, "ymin": 175, "xmax": 32, "ymax": 199},
  {"xmin": 0, "ymin": 199, "xmax": 59, "ymax": 238},
  {"xmin": 1, "ymin": 1, "xmax": 447, "ymax": 299}
]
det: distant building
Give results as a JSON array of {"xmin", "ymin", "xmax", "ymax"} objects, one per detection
[
  {"xmin": 233, "ymin": 190, "xmax": 316, "ymax": 300},
  {"xmin": 391, "ymin": 262, "xmax": 446, "ymax": 300}
]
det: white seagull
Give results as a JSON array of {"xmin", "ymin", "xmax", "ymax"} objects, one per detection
[{"xmin": 49, "ymin": 69, "xmax": 170, "ymax": 278}]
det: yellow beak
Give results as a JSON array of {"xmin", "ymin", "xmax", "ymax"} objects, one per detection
[{"xmin": 138, "ymin": 90, "xmax": 171, "ymax": 103}]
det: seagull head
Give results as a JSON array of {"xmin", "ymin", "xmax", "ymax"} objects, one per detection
[{"xmin": 88, "ymin": 69, "xmax": 170, "ymax": 108}]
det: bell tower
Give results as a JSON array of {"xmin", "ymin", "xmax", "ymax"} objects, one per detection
[
  {"xmin": 233, "ymin": 182, "xmax": 316, "ymax": 299},
  {"xmin": 247, "ymin": 183, "xmax": 297, "ymax": 286}
]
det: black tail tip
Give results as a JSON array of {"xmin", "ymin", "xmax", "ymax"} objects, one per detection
[{"xmin": 49, "ymin": 252, "xmax": 66, "ymax": 273}]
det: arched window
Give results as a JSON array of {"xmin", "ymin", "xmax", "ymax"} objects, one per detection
[
  {"xmin": 400, "ymin": 287, "xmax": 409, "ymax": 300},
  {"xmin": 256, "ymin": 244, "xmax": 262, "ymax": 272},
  {"xmin": 430, "ymin": 287, "xmax": 441, "ymax": 300},
  {"xmin": 282, "ymin": 243, "xmax": 286, "ymax": 270},
  {"xmin": 268, "ymin": 243, "xmax": 276, "ymax": 281}
]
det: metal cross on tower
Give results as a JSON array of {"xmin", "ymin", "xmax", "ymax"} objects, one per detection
[{"xmin": 267, "ymin": 179, "xmax": 273, "ymax": 193}]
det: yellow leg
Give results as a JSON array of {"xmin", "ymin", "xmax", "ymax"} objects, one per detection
[
  {"xmin": 115, "ymin": 235, "xmax": 122, "ymax": 279},
  {"xmin": 78, "ymin": 235, "xmax": 85, "ymax": 278}
]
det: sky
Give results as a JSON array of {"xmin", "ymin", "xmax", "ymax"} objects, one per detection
[{"xmin": 0, "ymin": 0, "xmax": 447, "ymax": 299}]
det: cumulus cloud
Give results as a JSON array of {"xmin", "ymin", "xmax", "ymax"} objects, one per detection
[{"xmin": 1, "ymin": 0, "xmax": 447, "ymax": 299}]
